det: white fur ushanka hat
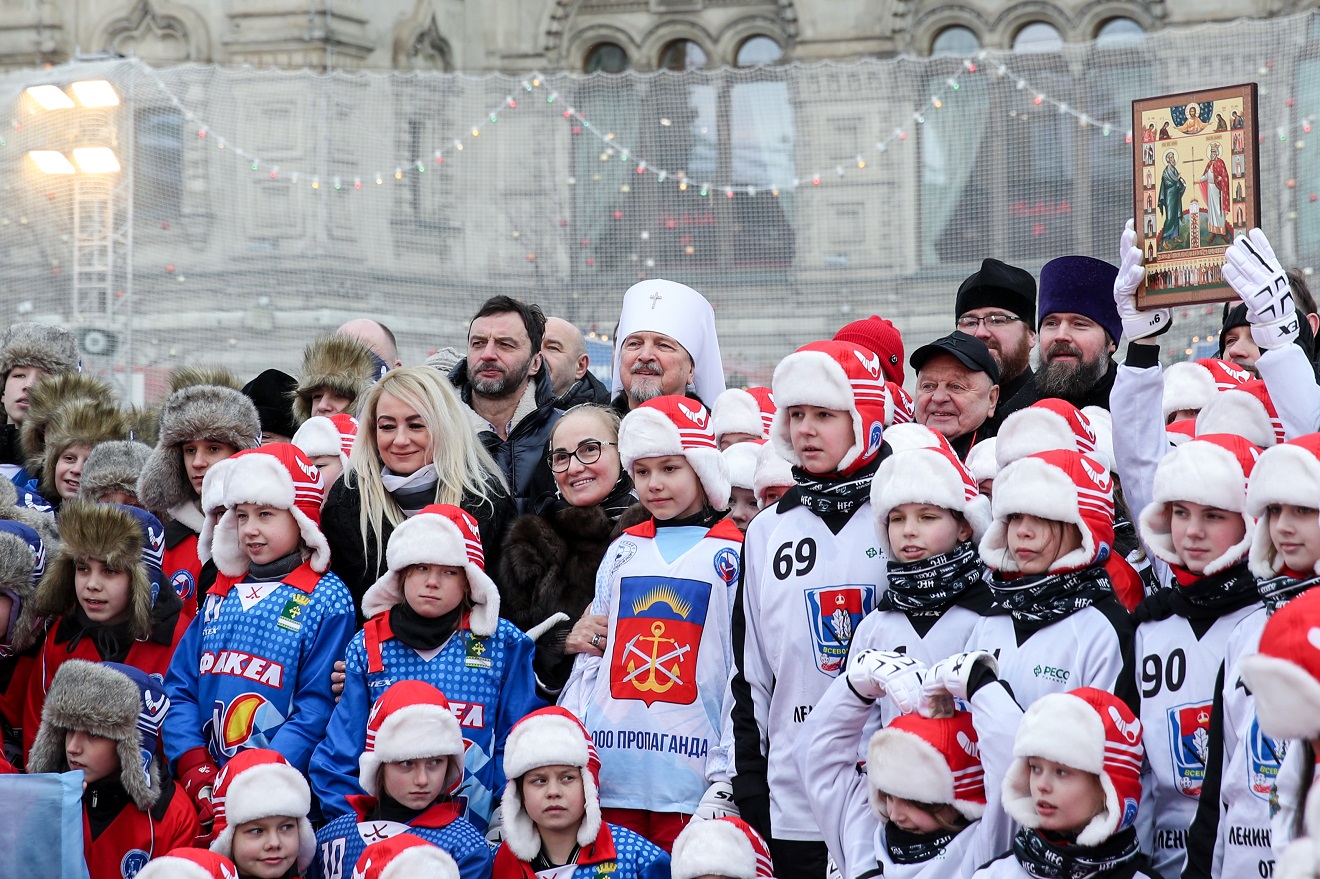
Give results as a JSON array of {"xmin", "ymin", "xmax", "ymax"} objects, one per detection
[
  {"xmin": 870, "ymin": 445, "xmax": 991, "ymax": 558},
  {"xmin": 618, "ymin": 395, "xmax": 730, "ymax": 511}
]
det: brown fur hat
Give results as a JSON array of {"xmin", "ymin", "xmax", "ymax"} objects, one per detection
[
  {"xmin": 136, "ymin": 385, "xmax": 259, "ymax": 515},
  {"xmin": 19, "ymin": 372, "xmax": 116, "ymax": 472},
  {"xmin": 28, "ymin": 659, "xmax": 168, "ymax": 809},
  {"xmin": 23, "ymin": 500, "xmax": 155, "ymax": 642},
  {"xmin": 78, "ymin": 440, "xmax": 153, "ymax": 503},
  {"xmin": 293, "ymin": 334, "xmax": 377, "ymax": 425},
  {"xmin": 170, "ymin": 365, "xmax": 242, "ymax": 394},
  {"xmin": 38, "ymin": 399, "xmax": 130, "ymax": 501},
  {"xmin": 0, "ymin": 322, "xmax": 79, "ymax": 379},
  {"xmin": 125, "ymin": 404, "xmax": 160, "ymax": 447}
]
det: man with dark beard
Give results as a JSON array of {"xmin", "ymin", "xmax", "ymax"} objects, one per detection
[
  {"xmin": 954, "ymin": 258, "xmax": 1037, "ymax": 429},
  {"xmin": 995, "ymin": 255, "xmax": 1123, "ymax": 420},
  {"xmin": 449, "ymin": 295, "xmax": 562, "ymax": 513}
]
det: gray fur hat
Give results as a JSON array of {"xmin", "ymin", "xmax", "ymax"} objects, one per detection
[
  {"xmin": 19, "ymin": 372, "xmax": 115, "ymax": 472},
  {"xmin": 293, "ymin": 334, "xmax": 377, "ymax": 425},
  {"xmin": 37, "ymin": 398, "xmax": 129, "ymax": 501},
  {"xmin": 136, "ymin": 385, "xmax": 260, "ymax": 516},
  {"xmin": 79, "ymin": 440, "xmax": 152, "ymax": 503},
  {"xmin": 28, "ymin": 659, "xmax": 169, "ymax": 810},
  {"xmin": 126, "ymin": 404, "xmax": 160, "ymax": 447},
  {"xmin": 170, "ymin": 365, "xmax": 242, "ymax": 394},
  {"xmin": 0, "ymin": 322, "xmax": 79, "ymax": 379}
]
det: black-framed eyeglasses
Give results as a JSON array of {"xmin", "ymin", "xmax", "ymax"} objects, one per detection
[
  {"xmin": 548, "ymin": 440, "xmax": 617, "ymax": 472},
  {"xmin": 956, "ymin": 314, "xmax": 1023, "ymax": 330}
]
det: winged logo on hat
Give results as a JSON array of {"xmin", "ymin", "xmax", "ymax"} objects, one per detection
[
  {"xmin": 222, "ymin": 864, "xmax": 239, "ymax": 879},
  {"xmin": 854, "ymin": 349, "xmax": 882, "ymax": 379},
  {"xmin": 677, "ymin": 402, "xmax": 709, "ymax": 428},
  {"xmin": 957, "ymin": 730, "xmax": 979, "ymax": 758},
  {"xmin": 144, "ymin": 690, "xmax": 169, "ymax": 718},
  {"xmin": 1108, "ymin": 705, "xmax": 1141, "ymax": 744},
  {"xmin": 1307, "ymin": 627, "xmax": 1320, "ymax": 651},
  {"xmin": 1080, "ymin": 455, "xmax": 1109, "ymax": 488}
]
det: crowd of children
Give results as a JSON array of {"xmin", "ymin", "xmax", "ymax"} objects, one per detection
[{"xmin": 5, "ymin": 221, "xmax": 1320, "ymax": 879}]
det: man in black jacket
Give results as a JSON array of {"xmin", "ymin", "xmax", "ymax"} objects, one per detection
[{"xmin": 450, "ymin": 296, "xmax": 562, "ymax": 514}]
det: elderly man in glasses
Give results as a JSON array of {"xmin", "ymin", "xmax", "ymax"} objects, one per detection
[{"xmin": 954, "ymin": 258, "xmax": 1038, "ymax": 425}]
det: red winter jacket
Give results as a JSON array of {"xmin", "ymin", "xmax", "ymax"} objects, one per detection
[{"xmin": 83, "ymin": 779, "xmax": 200, "ymax": 879}]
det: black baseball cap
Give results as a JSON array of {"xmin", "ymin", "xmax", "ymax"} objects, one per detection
[{"xmin": 909, "ymin": 331, "xmax": 1001, "ymax": 386}]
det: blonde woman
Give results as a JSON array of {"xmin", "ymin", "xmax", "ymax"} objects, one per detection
[{"xmin": 321, "ymin": 366, "xmax": 515, "ymax": 621}]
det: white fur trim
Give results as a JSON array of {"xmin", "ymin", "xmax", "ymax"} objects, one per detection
[
  {"xmin": 980, "ymin": 456, "xmax": 1094, "ymax": 574},
  {"xmin": 358, "ymin": 703, "xmax": 466, "ymax": 797},
  {"xmin": 1197, "ymin": 390, "xmax": 1277, "ymax": 447},
  {"xmin": 996, "ymin": 407, "xmax": 1090, "ymax": 469},
  {"xmin": 1276, "ymin": 838, "xmax": 1320, "ymax": 879},
  {"xmin": 1240, "ymin": 654, "xmax": 1320, "ymax": 740},
  {"xmin": 1137, "ymin": 441, "xmax": 1253, "ymax": 575},
  {"xmin": 359, "ymin": 513, "xmax": 500, "ymax": 633},
  {"xmin": 210, "ymin": 763, "xmax": 316, "ymax": 873},
  {"xmin": 136, "ymin": 857, "xmax": 230, "ymax": 879},
  {"xmin": 871, "ymin": 448, "xmax": 991, "ymax": 558},
  {"xmin": 210, "ymin": 506, "xmax": 330, "ymax": 578},
  {"xmin": 963, "ymin": 437, "xmax": 999, "ymax": 483},
  {"xmin": 672, "ymin": 820, "xmax": 758, "ymax": 879},
  {"xmin": 1082, "ymin": 407, "xmax": 1114, "ymax": 473},
  {"xmin": 377, "ymin": 844, "xmax": 460, "ymax": 879},
  {"xmin": 1002, "ymin": 692, "xmax": 1120, "ymax": 847},
  {"xmin": 723, "ymin": 442, "xmax": 760, "ymax": 491},
  {"xmin": 880, "ymin": 423, "xmax": 943, "ymax": 454},
  {"xmin": 209, "ymin": 453, "xmax": 330, "ymax": 576},
  {"xmin": 769, "ymin": 350, "xmax": 864, "ymax": 470},
  {"xmin": 867, "ymin": 727, "xmax": 986, "ymax": 823},
  {"xmin": 196, "ymin": 459, "xmax": 234, "ymax": 566},
  {"xmin": 712, "ymin": 389, "xmax": 765, "ymax": 441},
  {"xmin": 752, "ymin": 442, "xmax": 795, "ymax": 506},
  {"xmin": 1162, "ymin": 361, "xmax": 1216, "ymax": 419},
  {"xmin": 619, "ymin": 407, "xmax": 731, "ymax": 510},
  {"xmin": 292, "ymin": 416, "xmax": 350, "ymax": 474},
  {"xmin": 500, "ymin": 712, "xmax": 602, "ymax": 860},
  {"xmin": 1246, "ymin": 444, "xmax": 1320, "ymax": 577}
]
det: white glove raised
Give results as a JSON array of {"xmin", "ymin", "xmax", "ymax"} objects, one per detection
[
  {"xmin": 693, "ymin": 781, "xmax": 739, "ymax": 821},
  {"xmin": 919, "ymin": 651, "xmax": 999, "ymax": 718},
  {"xmin": 484, "ymin": 805, "xmax": 505, "ymax": 845},
  {"xmin": 845, "ymin": 649, "xmax": 925, "ymax": 713},
  {"xmin": 1223, "ymin": 228, "xmax": 1299, "ymax": 350},
  {"xmin": 1113, "ymin": 219, "xmax": 1170, "ymax": 340}
]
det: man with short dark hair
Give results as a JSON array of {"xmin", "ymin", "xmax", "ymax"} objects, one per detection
[
  {"xmin": 449, "ymin": 295, "xmax": 561, "ymax": 513},
  {"xmin": 543, "ymin": 316, "xmax": 609, "ymax": 408}
]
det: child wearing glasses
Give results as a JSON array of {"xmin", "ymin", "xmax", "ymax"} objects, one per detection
[{"xmin": 500, "ymin": 405, "xmax": 637, "ymax": 699}]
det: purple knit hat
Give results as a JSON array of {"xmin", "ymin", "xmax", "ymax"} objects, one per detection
[{"xmin": 1038, "ymin": 256, "xmax": 1122, "ymax": 344}]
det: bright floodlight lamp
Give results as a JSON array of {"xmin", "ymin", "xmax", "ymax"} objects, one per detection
[
  {"xmin": 70, "ymin": 80, "xmax": 119, "ymax": 108},
  {"xmin": 28, "ymin": 150, "xmax": 76, "ymax": 174},
  {"xmin": 25, "ymin": 85, "xmax": 74, "ymax": 111},
  {"xmin": 72, "ymin": 147, "xmax": 121, "ymax": 174}
]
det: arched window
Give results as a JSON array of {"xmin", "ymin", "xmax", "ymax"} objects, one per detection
[
  {"xmin": 1096, "ymin": 17, "xmax": 1144, "ymax": 48},
  {"xmin": 931, "ymin": 25, "xmax": 980, "ymax": 57},
  {"xmin": 735, "ymin": 35, "xmax": 783, "ymax": 67},
  {"xmin": 659, "ymin": 39, "xmax": 707, "ymax": 71},
  {"xmin": 584, "ymin": 42, "xmax": 629, "ymax": 73},
  {"xmin": 1012, "ymin": 21, "xmax": 1063, "ymax": 53}
]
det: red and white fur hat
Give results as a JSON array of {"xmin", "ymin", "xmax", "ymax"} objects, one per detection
[
  {"xmin": 1196, "ymin": 380, "xmax": 1285, "ymax": 448},
  {"xmin": 672, "ymin": 817, "xmax": 775, "ymax": 879},
  {"xmin": 501, "ymin": 707, "xmax": 603, "ymax": 860},
  {"xmin": 995, "ymin": 398, "xmax": 1105, "ymax": 470},
  {"xmin": 1161, "ymin": 357, "xmax": 1253, "ymax": 421},
  {"xmin": 358, "ymin": 680, "xmax": 466, "ymax": 798},
  {"xmin": 711, "ymin": 387, "xmax": 775, "ymax": 443},
  {"xmin": 1246, "ymin": 434, "xmax": 1320, "ymax": 577},
  {"xmin": 770, "ymin": 340, "xmax": 891, "ymax": 477},
  {"xmin": 618, "ymin": 395, "xmax": 730, "ymax": 511},
  {"xmin": 723, "ymin": 439, "xmax": 762, "ymax": 492},
  {"xmin": 196, "ymin": 456, "xmax": 236, "ymax": 567},
  {"xmin": 360, "ymin": 503, "xmax": 500, "ymax": 633},
  {"xmin": 752, "ymin": 440, "xmax": 795, "ymax": 508},
  {"xmin": 1138, "ymin": 433, "xmax": 1260, "ymax": 576},
  {"xmin": 867, "ymin": 710, "xmax": 986, "ymax": 823},
  {"xmin": 292, "ymin": 412, "xmax": 358, "ymax": 480},
  {"xmin": 980, "ymin": 449, "xmax": 1115, "ymax": 574},
  {"xmin": 871, "ymin": 445, "xmax": 992, "ymax": 558},
  {"xmin": 1240, "ymin": 587, "xmax": 1320, "ymax": 739},
  {"xmin": 1003, "ymin": 687, "xmax": 1144, "ymax": 847},
  {"xmin": 351, "ymin": 836, "xmax": 459, "ymax": 879},
  {"xmin": 137, "ymin": 849, "xmax": 238, "ymax": 879},
  {"xmin": 208, "ymin": 443, "xmax": 330, "ymax": 577},
  {"xmin": 209, "ymin": 748, "xmax": 316, "ymax": 873}
]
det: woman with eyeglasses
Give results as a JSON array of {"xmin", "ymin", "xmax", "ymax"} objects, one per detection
[{"xmin": 498, "ymin": 403, "xmax": 638, "ymax": 699}]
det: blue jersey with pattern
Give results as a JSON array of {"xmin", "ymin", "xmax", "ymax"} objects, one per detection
[
  {"xmin": 309, "ymin": 798, "xmax": 493, "ymax": 879},
  {"xmin": 492, "ymin": 824, "xmax": 670, "ymax": 879},
  {"xmin": 162, "ymin": 564, "xmax": 356, "ymax": 774},
  {"xmin": 309, "ymin": 613, "xmax": 544, "ymax": 828}
]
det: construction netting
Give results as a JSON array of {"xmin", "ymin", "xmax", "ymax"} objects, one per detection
[{"xmin": 3, "ymin": 10, "xmax": 1320, "ymax": 402}]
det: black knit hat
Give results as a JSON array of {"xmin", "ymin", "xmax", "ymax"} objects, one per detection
[
  {"xmin": 956, "ymin": 259, "xmax": 1037, "ymax": 329},
  {"xmin": 242, "ymin": 369, "xmax": 298, "ymax": 441}
]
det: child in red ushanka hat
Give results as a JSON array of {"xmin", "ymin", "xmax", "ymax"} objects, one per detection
[
  {"xmin": 559, "ymin": 395, "xmax": 741, "ymax": 850},
  {"xmin": 728, "ymin": 340, "xmax": 892, "ymax": 874}
]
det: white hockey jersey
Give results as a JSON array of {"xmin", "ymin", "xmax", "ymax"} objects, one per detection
[
  {"xmin": 731, "ymin": 497, "xmax": 887, "ymax": 840},
  {"xmin": 560, "ymin": 518, "xmax": 744, "ymax": 814},
  {"xmin": 1132, "ymin": 590, "xmax": 1261, "ymax": 879},
  {"xmin": 963, "ymin": 597, "xmax": 1137, "ymax": 714}
]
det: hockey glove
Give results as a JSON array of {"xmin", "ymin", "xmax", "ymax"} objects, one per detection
[
  {"xmin": 1113, "ymin": 219, "xmax": 1170, "ymax": 340},
  {"xmin": 1223, "ymin": 228, "xmax": 1299, "ymax": 349},
  {"xmin": 693, "ymin": 781, "xmax": 739, "ymax": 821},
  {"xmin": 920, "ymin": 651, "xmax": 998, "ymax": 717},
  {"xmin": 845, "ymin": 649, "xmax": 925, "ymax": 713}
]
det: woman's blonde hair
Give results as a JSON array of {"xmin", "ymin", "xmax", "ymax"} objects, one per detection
[{"xmin": 347, "ymin": 366, "xmax": 507, "ymax": 568}]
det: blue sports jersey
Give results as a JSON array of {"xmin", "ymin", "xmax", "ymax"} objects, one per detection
[
  {"xmin": 310, "ymin": 797, "xmax": 492, "ymax": 879},
  {"xmin": 162, "ymin": 564, "xmax": 356, "ymax": 773},
  {"xmin": 310, "ymin": 611, "xmax": 544, "ymax": 828},
  {"xmin": 492, "ymin": 823, "xmax": 670, "ymax": 879}
]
